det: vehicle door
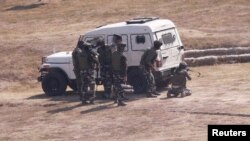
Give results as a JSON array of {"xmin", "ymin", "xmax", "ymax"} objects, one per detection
[{"xmin": 155, "ymin": 28, "xmax": 182, "ymax": 69}]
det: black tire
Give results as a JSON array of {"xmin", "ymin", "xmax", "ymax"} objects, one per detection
[
  {"xmin": 42, "ymin": 72, "xmax": 67, "ymax": 96},
  {"xmin": 68, "ymin": 80, "xmax": 77, "ymax": 91},
  {"xmin": 128, "ymin": 68, "xmax": 148, "ymax": 94}
]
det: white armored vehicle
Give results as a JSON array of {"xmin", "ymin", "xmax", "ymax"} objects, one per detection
[{"xmin": 38, "ymin": 17, "xmax": 184, "ymax": 96}]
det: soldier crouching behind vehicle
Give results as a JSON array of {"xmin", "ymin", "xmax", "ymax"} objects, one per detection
[
  {"xmin": 167, "ymin": 62, "xmax": 192, "ymax": 98},
  {"xmin": 112, "ymin": 43, "xmax": 127, "ymax": 106},
  {"xmin": 72, "ymin": 40, "xmax": 99, "ymax": 104}
]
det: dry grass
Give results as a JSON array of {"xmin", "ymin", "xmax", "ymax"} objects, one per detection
[
  {"xmin": 0, "ymin": 0, "xmax": 250, "ymax": 87},
  {"xmin": 185, "ymin": 47, "xmax": 250, "ymax": 58},
  {"xmin": 185, "ymin": 54, "xmax": 250, "ymax": 66}
]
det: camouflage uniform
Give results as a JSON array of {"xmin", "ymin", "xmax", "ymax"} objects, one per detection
[
  {"xmin": 72, "ymin": 41, "xmax": 83, "ymax": 95},
  {"xmin": 112, "ymin": 43, "xmax": 127, "ymax": 106},
  {"xmin": 76, "ymin": 42, "xmax": 99, "ymax": 104},
  {"xmin": 168, "ymin": 62, "xmax": 192, "ymax": 98},
  {"xmin": 140, "ymin": 41, "xmax": 162, "ymax": 97},
  {"xmin": 97, "ymin": 45, "xmax": 113, "ymax": 98}
]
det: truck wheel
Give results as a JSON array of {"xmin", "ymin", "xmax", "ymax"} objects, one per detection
[
  {"xmin": 68, "ymin": 80, "xmax": 77, "ymax": 91},
  {"xmin": 128, "ymin": 69, "xmax": 148, "ymax": 94},
  {"xmin": 42, "ymin": 72, "xmax": 67, "ymax": 96}
]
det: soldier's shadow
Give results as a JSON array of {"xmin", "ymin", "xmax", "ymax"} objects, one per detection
[
  {"xmin": 28, "ymin": 90, "xmax": 146, "ymax": 114},
  {"xmin": 26, "ymin": 90, "xmax": 113, "ymax": 103}
]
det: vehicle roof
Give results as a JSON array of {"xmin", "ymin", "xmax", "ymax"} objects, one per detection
[{"xmin": 84, "ymin": 19, "xmax": 176, "ymax": 35}]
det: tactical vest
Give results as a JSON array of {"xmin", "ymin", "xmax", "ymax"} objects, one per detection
[
  {"xmin": 140, "ymin": 49, "xmax": 157, "ymax": 66},
  {"xmin": 171, "ymin": 70, "xmax": 187, "ymax": 87},
  {"xmin": 98, "ymin": 47, "xmax": 112, "ymax": 65},
  {"xmin": 77, "ymin": 49, "xmax": 91, "ymax": 70},
  {"xmin": 112, "ymin": 51, "xmax": 122, "ymax": 71}
]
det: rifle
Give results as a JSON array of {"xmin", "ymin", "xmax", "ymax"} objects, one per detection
[{"xmin": 187, "ymin": 69, "xmax": 201, "ymax": 77}]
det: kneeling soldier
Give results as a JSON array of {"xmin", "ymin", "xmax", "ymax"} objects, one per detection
[{"xmin": 167, "ymin": 62, "xmax": 192, "ymax": 98}]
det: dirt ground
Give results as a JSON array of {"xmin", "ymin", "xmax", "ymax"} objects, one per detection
[{"xmin": 1, "ymin": 63, "xmax": 250, "ymax": 141}]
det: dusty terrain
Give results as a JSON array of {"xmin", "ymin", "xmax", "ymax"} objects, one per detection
[
  {"xmin": 1, "ymin": 63, "xmax": 250, "ymax": 141},
  {"xmin": 0, "ymin": 0, "xmax": 250, "ymax": 140}
]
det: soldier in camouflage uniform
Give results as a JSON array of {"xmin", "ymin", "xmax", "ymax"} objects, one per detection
[
  {"xmin": 96, "ymin": 37, "xmax": 113, "ymax": 99},
  {"xmin": 167, "ymin": 62, "xmax": 192, "ymax": 98},
  {"xmin": 140, "ymin": 40, "xmax": 162, "ymax": 98},
  {"xmin": 74, "ymin": 41, "xmax": 99, "ymax": 104},
  {"xmin": 112, "ymin": 43, "xmax": 127, "ymax": 106},
  {"xmin": 72, "ymin": 40, "xmax": 84, "ymax": 96}
]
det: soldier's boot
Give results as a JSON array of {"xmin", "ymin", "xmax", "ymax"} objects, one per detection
[
  {"xmin": 89, "ymin": 99, "xmax": 94, "ymax": 104},
  {"xmin": 81, "ymin": 99, "xmax": 88, "ymax": 105},
  {"xmin": 185, "ymin": 89, "xmax": 192, "ymax": 96},
  {"xmin": 89, "ymin": 97, "xmax": 95, "ymax": 104},
  {"xmin": 146, "ymin": 93, "xmax": 157, "ymax": 98},
  {"xmin": 152, "ymin": 91, "xmax": 161, "ymax": 95},
  {"xmin": 118, "ymin": 100, "xmax": 126, "ymax": 106},
  {"xmin": 167, "ymin": 91, "xmax": 172, "ymax": 98},
  {"xmin": 180, "ymin": 92, "xmax": 185, "ymax": 98}
]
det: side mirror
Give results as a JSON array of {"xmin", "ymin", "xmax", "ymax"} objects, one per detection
[{"xmin": 178, "ymin": 46, "xmax": 184, "ymax": 50}]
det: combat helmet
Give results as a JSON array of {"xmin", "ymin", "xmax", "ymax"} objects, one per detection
[
  {"xmin": 153, "ymin": 40, "xmax": 163, "ymax": 49},
  {"xmin": 179, "ymin": 61, "xmax": 188, "ymax": 70}
]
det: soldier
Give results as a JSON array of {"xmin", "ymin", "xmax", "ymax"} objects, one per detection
[
  {"xmin": 75, "ymin": 41, "xmax": 99, "ymax": 104},
  {"xmin": 72, "ymin": 40, "xmax": 84, "ymax": 96},
  {"xmin": 96, "ymin": 37, "xmax": 113, "ymax": 99},
  {"xmin": 112, "ymin": 43, "xmax": 127, "ymax": 106},
  {"xmin": 167, "ymin": 62, "xmax": 192, "ymax": 98},
  {"xmin": 140, "ymin": 40, "xmax": 162, "ymax": 98}
]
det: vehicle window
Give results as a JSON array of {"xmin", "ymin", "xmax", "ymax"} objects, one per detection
[
  {"xmin": 136, "ymin": 35, "xmax": 145, "ymax": 44},
  {"xmin": 155, "ymin": 28, "xmax": 180, "ymax": 50},
  {"xmin": 131, "ymin": 34, "xmax": 152, "ymax": 51},
  {"xmin": 83, "ymin": 36, "xmax": 103, "ymax": 43},
  {"xmin": 107, "ymin": 35, "xmax": 128, "ymax": 51}
]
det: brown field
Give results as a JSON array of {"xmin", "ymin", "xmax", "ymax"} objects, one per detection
[
  {"xmin": 1, "ymin": 63, "xmax": 250, "ymax": 141},
  {"xmin": 0, "ymin": 1, "xmax": 250, "ymax": 140},
  {"xmin": 0, "ymin": 0, "xmax": 250, "ymax": 87}
]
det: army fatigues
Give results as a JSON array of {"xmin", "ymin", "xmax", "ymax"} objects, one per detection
[
  {"xmin": 72, "ymin": 44, "xmax": 83, "ymax": 95},
  {"xmin": 168, "ymin": 67, "xmax": 192, "ymax": 98},
  {"xmin": 112, "ymin": 44, "xmax": 127, "ymax": 106},
  {"xmin": 140, "ymin": 48, "xmax": 158, "ymax": 96},
  {"xmin": 97, "ymin": 45, "xmax": 113, "ymax": 98},
  {"xmin": 75, "ymin": 42, "xmax": 99, "ymax": 104}
]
